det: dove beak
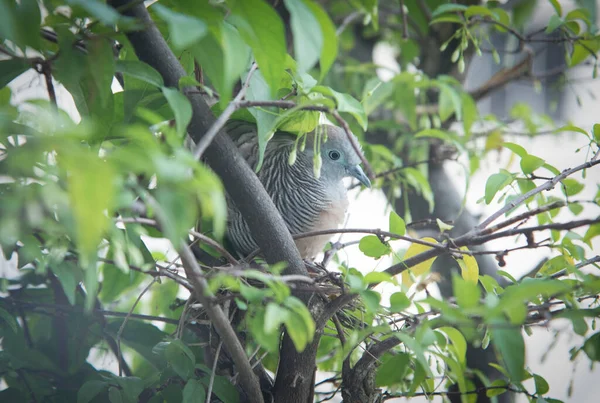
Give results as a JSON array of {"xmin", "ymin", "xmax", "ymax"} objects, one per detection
[{"xmin": 348, "ymin": 165, "xmax": 371, "ymax": 188}]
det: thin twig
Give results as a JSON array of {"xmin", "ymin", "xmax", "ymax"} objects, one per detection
[
  {"xmin": 117, "ymin": 217, "xmax": 237, "ymax": 264},
  {"xmin": 336, "ymin": 11, "xmax": 363, "ymax": 36},
  {"xmin": 206, "ymin": 340, "xmax": 223, "ymax": 403},
  {"xmin": 192, "ymin": 62, "xmax": 259, "ymax": 160},
  {"xmin": 399, "ymin": 0, "xmax": 408, "ymax": 40},
  {"xmin": 117, "ymin": 278, "xmax": 157, "ymax": 376},
  {"xmin": 461, "ymin": 158, "xmax": 600, "ymax": 236}
]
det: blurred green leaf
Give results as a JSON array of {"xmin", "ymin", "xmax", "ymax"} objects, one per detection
[
  {"xmin": 491, "ymin": 324, "xmax": 525, "ymax": 381},
  {"xmin": 375, "ymin": 353, "xmax": 410, "ymax": 386},
  {"xmin": 60, "ymin": 150, "xmax": 115, "ymax": 262},
  {"xmin": 182, "ymin": 379, "xmax": 206, "ymax": 403},
  {"xmin": 306, "ymin": 1, "xmax": 337, "ymax": 80},
  {"xmin": 116, "ymin": 61, "xmax": 164, "ymax": 88},
  {"xmin": 453, "ymin": 274, "xmax": 480, "ymax": 309},
  {"xmin": 389, "ymin": 292, "xmax": 410, "ymax": 313},
  {"xmin": 389, "ymin": 210, "xmax": 406, "ymax": 236},
  {"xmin": 484, "ymin": 170, "xmax": 514, "ymax": 204},
  {"xmin": 562, "ymin": 178, "xmax": 584, "ymax": 196},
  {"xmin": 165, "ymin": 339, "xmax": 196, "ymax": 379},
  {"xmin": 534, "ymin": 374, "xmax": 550, "ymax": 395},
  {"xmin": 0, "ymin": 59, "xmax": 30, "ymax": 88},
  {"xmin": 284, "ymin": 0, "xmax": 323, "ymax": 74},
  {"xmin": 230, "ymin": 0, "xmax": 286, "ymax": 96},
  {"xmin": 152, "ymin": 4, "xmax": 208, "ymax": 50},
  {"xmin": 583, "ymin": 332, "xmax": 600, "ymax": 361},
  {"xmin": 359, "ymin": 235, "xmax": 390, "ymax": 259},
  {"xmin": 161, "ymin": 87, "xmax": 192, "ymax": 138},
  {"xmin": 78, "ymin": 381, "xmax": 107, "ymax": 403},
  {"xmin": 521, "ymin": 154, "xmax": 546, "ymax": 175}
]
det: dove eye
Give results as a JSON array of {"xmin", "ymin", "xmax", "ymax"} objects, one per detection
[{"xmin": 328, "ymin": 150, "xmax": 341, "ymax": 160}]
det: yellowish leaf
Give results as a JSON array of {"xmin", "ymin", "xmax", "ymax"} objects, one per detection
[
  {"xmin": 403, "ymin": 237, "xmax": 439, "ymax": 277},
  {"xmin": 458, "ymin": 247, "xmax": 479, "ymax": 284},
  {"xmin": 401, "ymin": 270, "xmax": 413, "ymax": 287}
]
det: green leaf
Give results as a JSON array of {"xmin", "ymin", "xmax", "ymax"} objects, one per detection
[
  {"xmin": 453, "ymin": 273, "xmax": 480, "ymax": 309},
  {"xmin": 305, "ymin": 1, "xmax": 337, "ymax": 80},
  {"xmin": 112, "ymin": 376, "xmax": 144, "ymax": 403},
  {"xmin": 106, "ymin": 320, "xmax": 168, "ymax": 369},
  {"xmin": 556, "ymin": 124, "xmax": 588, "ymax": 136},
  {"xmin": 67, "ymin": 0, "xmax": 124, "ymax": 25},
  {"xmin": 389, "ymin": 211, "xmax": 406, "ymax": 236},
  {"xmin": 182, "ymin": 379, "xmax": 206, "ymax": 403},
  {"xmin": 439, "ymin": 327, "xmax": 467, "ymax": 365},
  {"xmin": 503, "ymin": 142, "xmax": 528, "ymax": 157},
  {"xmin": 78, "ymin": 381, "xmax": 107, "ymax": 403},
  {"xmin": 465, "ymin": 5, "xmax": 496, "ymax": 19},
  {"xmin": 359, "ymin": 235, "xmax": 391, "ymax": 259},
  {"xmin": 362, "ymin": 80, "xmax": 394, "ymax": 116},
  {"xmin": 546, "ymin": 14, "xmax": 564, "ymax": 33},
  {"xmin": 116, "ymin": 61, "xmax": 164, "ymax": 88},
  {"xmin": 393, "ymin": 76, "xmax": 416, "ymax": 129},
  {"xmin": 534, "ymin": 374, "xmax": 550, "ymax": 395},
  {"xmin": 60, "ymin": 151, "xmax": 114, "ymax": 262},
  {"xmin": 414, "ymin": 128, "xmax": 453, "ymax": 142},
  {"xmin": 521, "ymin": 154, "xmax": 546, "ymax": 174},
  {"xmin": 430, "ymin": 14, "xmax": 464, "ymax": 25},
  {"xmin": 484, "ymin": 170, "xmax": 514, "ymax": 204},
  {"xmin": 0, "ymin": 307, "xmax": 18, "ymax": 333},
  {"xmin": 562, "ymin": 178, "xmax": 584, "ymax": 196},
  {"xmin": 192, "ymin": 22, "xmax": 250, "ymax": 106},
  {"xmin": 549, "ymin": 0, "xmax": 563, "ymax": 16},
  {"xmin": 593, "ymin": 123, "xmax": 600, "ymax": 142},
  {"xmin": 583, "ymin": 332, "xmax": 600, "ymax": 361},
  {"xmin": 284, "ymin": 0, "xmax": 323, "ymax": 74},
  {"xmin": 539, "ymin": 255, "xmax": 573, "ymax": 276},
  {"xmin": 491, "ymin": 324, "xmax": 525, "ymax": 381},
  {"xmin": 457, "ymin": 246, "xmax": 479, "ymax": 285},
  {"xmin": 375, "ymin": 353, "xmax": 410, "ymax": 386},
  {"xmin": 570, "ymin": 40, "xmax": 600, "ymax": 67},
  {"xmin": 0, "ymin": 59, "xmax": 30, "ymax": 88},
  {"xmin": 491, "ymin": 279, "xmax": 571, "ymax": 319},
  {"xmin": 51, "ymin": 261, "xmax": 80, "ymax": 305},
  {"xmin": 360, "ymin": 289, "xmax": 381, "ymax": 313},
  {"xmin": 161, "ymin": 87, "xmax": 192, "ymax": 138},
  {"xmin": 165, "ymin": 339, "xmax": 196, "ymax": 379},
  {"xmin": 364, "ymin": 271, "xmax": 394, "ymax": 285},
  {"xmin": 152, "ymin": 4, "xmax": 208, "ymax": 50},
  {"xmin": 108, "ymin": 387, "xmax": 124, "ymax": 403},
  {"xmin": 313, "ymin": 85, "xmax": 368, "ymax": 130},
  {"xmin": 436, "ymin": 218, "xmax": 454, "ymax": 232},
  {"xmin": 230, "ymin": 0, "xmax": 286, "ymax": 95},
  {"xmin": 461, "ymin": 92, "xmax": 478, "ymax": 135},
  {"xmin": 283, "ymin": 297, "xmax": 315, "ymax": 351},
  {"xmin": 431, "ymin": 4, "xmax": 468, "ymax": 17},
  {"xmin": 244, "ymin": 69, "xmax": 277, "ymax": 171},
  {"xmin": 486, "ymin": 379, "xmax": 508, "ymax": 397},
  {"xmin": 389, "ymin": 292, "xmax": 410, "ymax": 313},
  {"xmin": 264, "ymin": 302, "xmax": 289, "ymax": 333},
  {"xmin": 198, "ymin": 376, "xmax": 239, "ymax": 403}
]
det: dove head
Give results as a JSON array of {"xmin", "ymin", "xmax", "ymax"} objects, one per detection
[{"xmin": 304, "ymin": 125, "xmax": 371, "ymax": 188}]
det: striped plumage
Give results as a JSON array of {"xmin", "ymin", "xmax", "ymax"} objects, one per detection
[{"xmin": 226, "ymin": 121, "xmax": 370, "ymax": 259}]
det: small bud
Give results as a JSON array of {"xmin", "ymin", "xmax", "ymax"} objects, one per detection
[
  {"xmin": 313, "ymin": 154, "xmax": 322, "ymax": 179},
  {"xmin": 492, "ymin": 49, "xmax": 500, "ymax": 64},
  {"xmin": 451, "ymin": 48, "xmax": 460, "ymax": 63},
  {"xmin": 458, "ymin": 58, "xmax": 465, "ymax": 73},
  {"xmin": 288, "ymin": 147, "xmax": 297, "ymax": 165}
]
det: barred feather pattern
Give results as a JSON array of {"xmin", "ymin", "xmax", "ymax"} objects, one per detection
[{"xmin": 226, "ymin": 121, "xmax": 336, "ymax": 258}]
